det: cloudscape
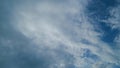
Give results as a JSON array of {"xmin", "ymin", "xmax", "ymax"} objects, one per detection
[{"xmin": 0, "ymin": 0, "xmax": 120, "ymax": 68}]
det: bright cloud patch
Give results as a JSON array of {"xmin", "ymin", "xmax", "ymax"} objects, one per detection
[
  {"xmin": 2, "ymin": 0, "xmax": 119, "ymax": 68},
  {"xmin": 105, "ymin": 5, "xmax": 120, "ymax": 29}
]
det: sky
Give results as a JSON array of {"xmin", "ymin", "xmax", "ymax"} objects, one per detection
[{"xmin": 0, "ymin": 0, "xmax": 120, "ymax": 68}]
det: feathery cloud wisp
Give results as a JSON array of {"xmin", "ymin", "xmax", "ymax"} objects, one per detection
[{"xmin": 11, "ymin": 0, "xmax": 120, "ymax": 68}]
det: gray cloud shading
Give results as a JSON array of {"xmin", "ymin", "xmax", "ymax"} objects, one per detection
[{"xmin": 0, "ymin": 0, "xmax": 120, "ymax": 68}]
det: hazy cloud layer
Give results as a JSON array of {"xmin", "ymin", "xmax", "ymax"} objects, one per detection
[{"xmin": 0, "ymin": 0, "xmax": 120, "ymax": 68}]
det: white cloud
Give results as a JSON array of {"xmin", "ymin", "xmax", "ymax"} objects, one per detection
[
  {"xmin": 11, "ymin": 0, "xmax": 120, "ymax": 68},
  {"xmin": 115, "ymin": 34, "xmax": 120, "ymax": 42},
  {"xmin": 104, "ymin": 5, "xmax": 120, "ymax": 58},
  {"xmin": 100, "ymin": 1, "xmax": 120, "ymax": 30},
  {"xmin": 101, "ymin": 3, "xmax": 120, "ymax": 58},
  {"xmin": 107, "ymin": 5, "xmax": 120, "ymax": 29}
]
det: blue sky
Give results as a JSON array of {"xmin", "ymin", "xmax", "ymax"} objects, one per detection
[{"xmin": 0, "ymin": 0, "xmax": 120, "ymax": 68}]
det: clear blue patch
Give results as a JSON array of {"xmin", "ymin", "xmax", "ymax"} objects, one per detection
[{"xmin": 99, "ymin": 22, "xmax": 119, "ymax": 44}]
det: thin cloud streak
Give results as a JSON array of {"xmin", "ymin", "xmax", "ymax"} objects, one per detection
[{"xmin": 11, "ymin": 0, "xmax": 120, "ymax": 68}]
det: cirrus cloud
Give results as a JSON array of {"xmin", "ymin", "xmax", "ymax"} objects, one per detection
[{"xmin": 9, "ymin": 0, "xmax": 120, "ymax": 68}]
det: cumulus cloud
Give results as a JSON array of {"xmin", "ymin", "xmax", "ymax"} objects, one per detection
[{"xmin": 10, "ymin": 0, "xmax": 120, "ymax": 68}]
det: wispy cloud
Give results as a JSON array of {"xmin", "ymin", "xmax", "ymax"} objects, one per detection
[
  {"xmin": 101, "ymin": 2, "xmax": 120, "ymax": 46},
  {"xmin": 107, "ymin": 5, "xmax": 120, "ymax": 29},
  {"xmin": 11, "ymin": 0, "xmax": 120, "ymax": 68}
]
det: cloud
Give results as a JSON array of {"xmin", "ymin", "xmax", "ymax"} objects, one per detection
[
  {"xmin": 10, "ymin": 0, "xmax": 120, "ymax": 68},
  {"xmin": 115, "ymin": 34, "xmax": 120, "ymax": 44},
  {"xmin": 102, "ymin": 2, "xmax": 120, "ymax": 46},
  {"xmin": 109, "ymin": 5, "xmax": 120, "ymax": 46},
  {"xmin": 107, "ymin": 5, "xmax": 120, "ymax": 29},
  {"xmin": 97, "ymin": 1, "xmax": 120, "ymax": 67}
]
